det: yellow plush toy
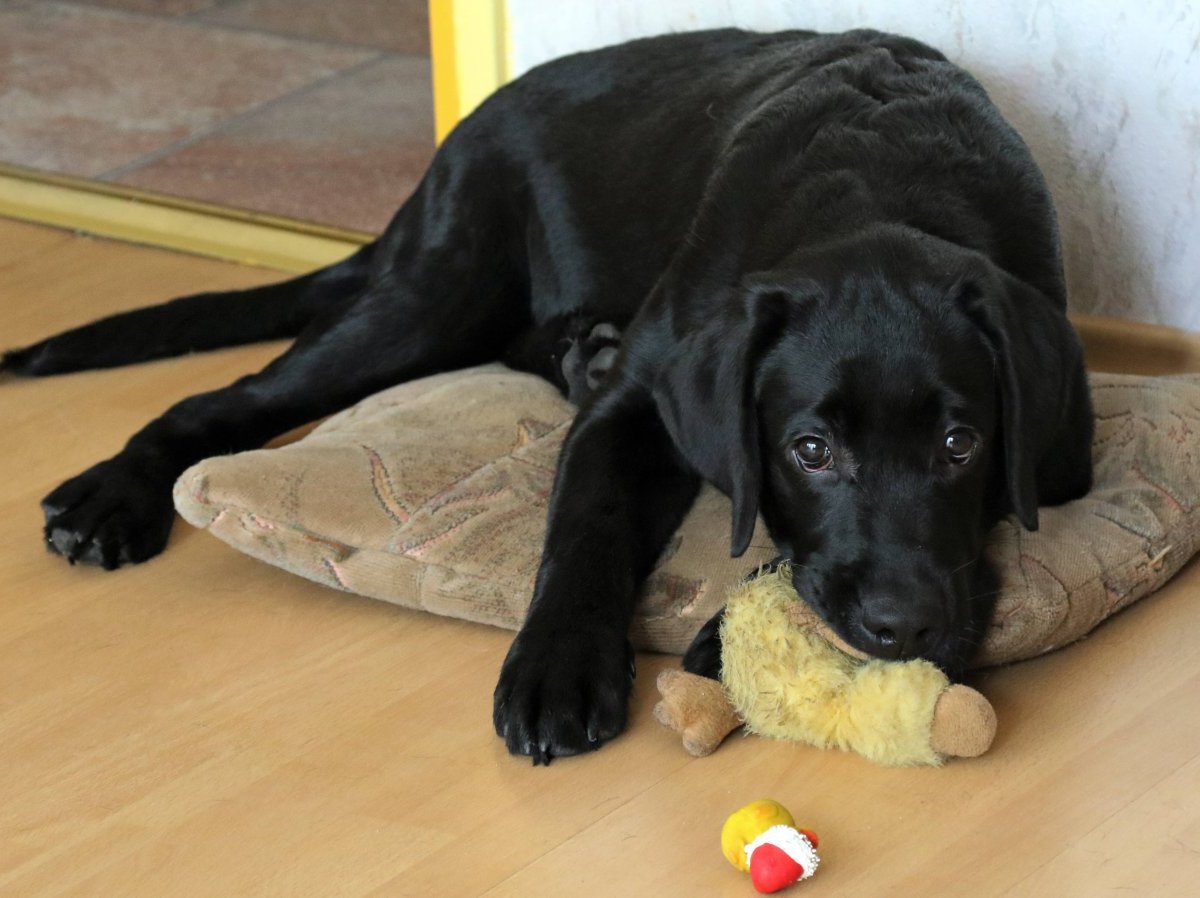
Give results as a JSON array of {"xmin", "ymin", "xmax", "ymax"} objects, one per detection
[{"xmin": 653, "ymin": 566, "xmax": 997, "ymax": 766}]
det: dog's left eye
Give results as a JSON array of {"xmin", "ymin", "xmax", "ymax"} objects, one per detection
[
  {"xmin": 792, "ymin": 435, "xmax": 834, "ymax": 473},
  {"xmin": 945, "ymin": 428, "xmax": 980, "ymax": 465}
]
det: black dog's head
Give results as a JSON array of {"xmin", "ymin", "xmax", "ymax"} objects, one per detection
[{"xmin": 655, "ymin": 236, "xmax": 1093, "ymax": 675}]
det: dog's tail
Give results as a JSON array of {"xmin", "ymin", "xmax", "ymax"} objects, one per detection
[{"xmin": 2, "ymin": 243, "xmax": 375, "ymax": 378}]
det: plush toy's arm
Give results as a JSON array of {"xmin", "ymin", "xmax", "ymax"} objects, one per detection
[
  {"xmin": 653, "ymin": 669, "xmax": 743, "ymax": 756},
  {"xmin": 929, "ymin": 683, "xmax": 998, "ymax": 758}
]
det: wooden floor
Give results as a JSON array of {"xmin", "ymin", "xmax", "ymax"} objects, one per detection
[{"xmin": 1, "ymin": 217, "xmax": 1198, "ymax": 897}]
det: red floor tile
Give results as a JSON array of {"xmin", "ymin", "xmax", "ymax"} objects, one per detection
[
  {"xmin": 0, "ymin": 1, "xmax": 373, "ymax": 177},
  {"xmin": 198, "ymin": 0, "xmax": 430, "ymax": 55},
  {"xmin": 115, "ymin": 57, "xmax": 435, "ymax": 232}
]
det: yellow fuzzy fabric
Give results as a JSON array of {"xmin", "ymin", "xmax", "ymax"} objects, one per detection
[{"xmin": 720, "ymin": 568, "xmax": 951, "ymax": 767}]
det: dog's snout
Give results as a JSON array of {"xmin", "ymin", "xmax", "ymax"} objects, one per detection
[{"xmin": 860, "ymin": 597, "xmax": 943, "ymax": 660}]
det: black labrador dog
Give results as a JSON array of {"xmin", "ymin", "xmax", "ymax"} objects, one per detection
[{"xmin": 3, "ymin": 28, "xmax": 1094, "ymax": 763}]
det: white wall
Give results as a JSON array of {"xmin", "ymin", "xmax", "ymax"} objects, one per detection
[{"xmin": 507, "ymin": 0, "xmax": 1200, "ymax": 332}]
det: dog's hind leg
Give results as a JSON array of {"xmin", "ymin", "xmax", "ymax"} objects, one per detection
[
  {"xmin": 42, "ymin": 261, "xmax": 525, "ymax": 569},
  {"xmin": 2, "ymin": 244, "xmax": 376, "ymax": 377}
]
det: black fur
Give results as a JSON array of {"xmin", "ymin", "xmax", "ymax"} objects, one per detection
[{"xmin": 3, "ymin": 29, "xmax": 1093, "ymax": 762}]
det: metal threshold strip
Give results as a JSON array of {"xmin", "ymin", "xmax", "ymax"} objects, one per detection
[{"xmin": 0, "ymin": 162, "xmax": 371, "ymax": 274}]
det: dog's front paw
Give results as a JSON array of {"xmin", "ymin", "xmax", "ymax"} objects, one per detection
[
  {"xmin": 42, "ymin": 456, "xmax": 176, "ymax": 569},
  {"xmin": 493, "ymin": 624, "xmax": 635, "ymax": 764}
]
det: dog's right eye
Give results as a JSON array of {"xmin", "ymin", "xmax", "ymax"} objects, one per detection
[
  {"xmin": 792, "ymin": 436, "xmax": 834, "ymax": 473},
  {"xmin": 944, "ymin": 427, "xmax": 980, "ymax": 466}
]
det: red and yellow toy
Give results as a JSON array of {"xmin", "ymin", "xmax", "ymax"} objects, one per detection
[{"xmin": 721, "ymin": 799, "xmax": 820, "ymax": 893}]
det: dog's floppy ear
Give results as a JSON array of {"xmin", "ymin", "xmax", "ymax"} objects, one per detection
[
  {"xmin": 960, "ymin": 266, "xmax": 1093, "ymax": 531},
  {"xmin": 653, "ymin": 283, "xmax": 793, "ymax": 557}
]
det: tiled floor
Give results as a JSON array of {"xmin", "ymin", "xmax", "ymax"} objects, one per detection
[{"xmin": 0, "ymin": 0, "xmax": 434, "ymax": 232}]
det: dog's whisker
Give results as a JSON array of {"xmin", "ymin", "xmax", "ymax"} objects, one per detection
[
  {"xmin": 947, "ymin": 557, "xmax": 979, "ymax": 578},
  {"xmin": 966, "ymin": 589, "xmax": 1004, "ymax": 601}
]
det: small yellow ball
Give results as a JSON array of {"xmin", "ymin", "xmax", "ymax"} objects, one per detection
[{"xmin": 720, "ymin": 799, "xmax": 796, "ymax": 871}]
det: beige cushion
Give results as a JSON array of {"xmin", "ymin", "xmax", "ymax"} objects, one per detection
[
  {"xmin": 977, "ymin": 373, "xmax": 1200, "ymax": 665},
  {"xmin": 174, "ymin": 365, "xmax": 776, "ymax": 653},
  {"xmin": 173, "ymin": 367, "xmax": 1200, "ymax": 664}
]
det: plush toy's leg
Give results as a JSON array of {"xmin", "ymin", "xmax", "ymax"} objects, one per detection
[{"xmin": 653, "ymin": 669, "xmax": 743, "ymax": 757}]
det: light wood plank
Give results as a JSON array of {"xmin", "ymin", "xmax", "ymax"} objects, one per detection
[
  {"xmin": 1, "ymin": 219, "xmax": 1198, "ymax": 896},
  {"xmin": 1004, "ymin": 754, "xmax": 1200, "ymax": 896}
]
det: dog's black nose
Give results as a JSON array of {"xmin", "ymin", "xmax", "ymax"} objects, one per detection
[{"xmin": 860, "ymin": 601, "xmax": 940, "ymax": 660}]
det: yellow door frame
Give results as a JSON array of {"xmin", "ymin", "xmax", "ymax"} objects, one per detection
[{"xmin": 429, "ymin": 0, "xmax": 512, "ymax": 143}]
